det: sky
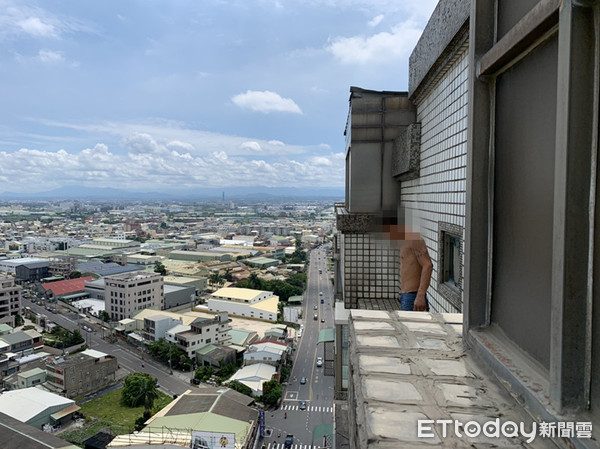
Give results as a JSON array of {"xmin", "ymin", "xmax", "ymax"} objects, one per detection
[{"xmin": 0, "ymin": 0, "xmax": 438, "ymax": 195}]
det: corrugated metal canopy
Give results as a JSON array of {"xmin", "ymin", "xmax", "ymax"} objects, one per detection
[{"xmin": 317, "ymin": 328, "xmax": 334, "ymax": 344}]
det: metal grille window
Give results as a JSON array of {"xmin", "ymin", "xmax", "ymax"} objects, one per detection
[
  {"xmin": 438, "ymin": 222, "xmax": 463, "ymax": 311},
  {"xmin": 343, "ymin": 233, "xmax": 399, "ymax": 308}
]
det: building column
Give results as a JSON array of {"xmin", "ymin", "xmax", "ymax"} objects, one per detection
[{"xmin": 550, "ymin": 0, "xmax": 598, "ymax": 412}]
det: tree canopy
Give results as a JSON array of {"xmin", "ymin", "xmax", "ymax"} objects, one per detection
[
  {"xmin": 261, "ymin": 379, "xmax": 282, "ymax": 407},
  {"xmin": 121, "ymin": 373, "xmax": 159, "ymax": 411},
  {"xmin": 154, "ymin": 261, "xmax": 167, "ymax": 276}
]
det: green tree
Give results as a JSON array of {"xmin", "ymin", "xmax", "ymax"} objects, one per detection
[
  {"xmin": 148, "ymin": 338, "xmax": 192, "ymax": 370},
  {"xmin": 154, "ymin": 261, "xmax": 167, "ymax": 276},
  {"xmin": 261, "ymin": 379, "xmax": 282, "ymax": 407},
  {"xmin": 194, "ymin": 365, "xmax": 215, "ymax": 382},
  {"xmin": 228, "ymin": 380, "xmax": 253, "ymax": 397},
  {"xmin": 68, "ymin": 329, "xmax": 84, "ymax": 346},
  {"xmin": 99, "ymin": 310, "xmax": 111, "ymax": 322},
  {"xmin": 209, "ymin": 272, "xmax": 225, "ymax": 289},
  {"xmin": 121, "ymin": 373, "xmax": 159, "ymax": 411},
  {"xmin": 69, "ymin": 271, "xmax": 82, "ymax": 279}
]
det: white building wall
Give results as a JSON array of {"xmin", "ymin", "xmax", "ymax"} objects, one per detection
[
  {"xmin": 401, "ymin": 44, "xmax": 469, "ymax": 313},
  {"xmin": 207, "ymin": 299, "xmax": 277, "ymax": 321}
]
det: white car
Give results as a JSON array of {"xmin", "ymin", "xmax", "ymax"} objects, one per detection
[{"xmin": 316, "ymin": 357, "xmax": 323, "ymax": 367}]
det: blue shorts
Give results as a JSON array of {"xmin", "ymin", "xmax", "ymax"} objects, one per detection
[{"xmin": 400, "ymin": 292, "xmax": 430, "ymax": 311}]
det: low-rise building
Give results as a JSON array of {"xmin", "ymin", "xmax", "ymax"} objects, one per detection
[
  {"xmin": 17, "ymin": 367, "xmax": 46, "ymax": 389},
  {"xmin": 207, "ymin": 287, "xmax": 279, "ymax": 322},
  {"xmin": 173, "ymin": 312, "xmax": 231, "ymax": 358},
  {"xmin": 228, "ymin": 363, "xmax": 276, "ymax": 396},
  {"xmin": 163, "ymin": 284, "xmax": 195, "ymax": 309},
  {"xmin": 142, "ymin": 314, "xmax": 182, "ymax": 342},
  {"xmin": 0, "ymin": 331, "xmax": 35, "ymax": 355},
  {"xmin": 108, "ymin": 388, "xmax": 258, "ymax": 449},
  {"xmin": 243, "ymin": 340, "xmax": 287, "ymax": 367},
  {"xmin": 0, "ymin": 387, "xmax": 78, "ymax": 429},
  {"xmin": 45, "ymin": 349, "xmax": 118, "ymax": 398},
  {"xmin": 0, "ymin": 410, "xmax": 80, "ymax": 448}
]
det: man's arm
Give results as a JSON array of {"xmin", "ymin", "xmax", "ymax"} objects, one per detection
[{"xmin": 412, "ymin": 239, "xmax": 433, "ymax": 311}]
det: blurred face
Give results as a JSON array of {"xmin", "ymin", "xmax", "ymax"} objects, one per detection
[{"xmin": 387, "ymin": 224, "xmax": 421, "ymax": 241}]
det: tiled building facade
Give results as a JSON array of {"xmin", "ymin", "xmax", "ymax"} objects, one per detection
[
  {"xmin": 334, "ymin": 0, "xmax": 600, "ymax": 447},
  {"xmin": 400, "ymin": 36, "xmax": 469, "ymax": 313}
]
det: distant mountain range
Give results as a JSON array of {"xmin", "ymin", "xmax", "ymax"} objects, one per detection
[{"xmin": 0, "ymin": 185, "xmax": 344, "ymax": 201}]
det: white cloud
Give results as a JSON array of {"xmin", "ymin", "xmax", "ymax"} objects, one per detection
[
  {"xmin": 0, "ymin": 2, "xmax": 98, "ymax": 42},
  {"xmin": 326, "ymin": 21, "xmax": 422, "ymax": 64},
  {"xmin": 232, "ymin": 90, "xmax": 302, "ymax": 114},
  {"xmin": 17, "ymin": 17, "xmax": 56, "ymax": 37},
  {"xmin": 37, "ymin": 49, "xmax": 64, "ymax": 63},
  {"xmin": 368, "ymin": 14, "xmax": 384, "ymax": 27},
  {"xmin": 240, "ymin": 141, "xmax": 262, "ymax": 152},
  {"xmin": 0, "ymin": 143, "xmax": 345, "ymax": 192},
  {"xmin": 268, "ymin": 140, "xmax": 285, "ymax": 146}
]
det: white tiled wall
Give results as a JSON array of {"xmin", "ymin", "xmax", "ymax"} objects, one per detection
[{"xmin": 401, "ymin": 45, "xmax": 469, "ymax": 313}]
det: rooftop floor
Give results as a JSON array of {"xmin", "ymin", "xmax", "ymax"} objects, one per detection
[{"xmin": 343, "ymin": 310, "xmax": 569, "ymax": 448}]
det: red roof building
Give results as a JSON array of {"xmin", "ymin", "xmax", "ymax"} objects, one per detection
[{"xmin": 42, "ymin": 277, "xmax": 95, "ymax": 296}]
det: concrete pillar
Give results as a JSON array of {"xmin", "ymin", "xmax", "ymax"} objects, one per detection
[
  {"xmin": 464, "ymin": 0, "xmax": 495, "ymax": 332},
  {"xmin": 550, "ymin": 0, "xmax": 598, "ymax": 412}
]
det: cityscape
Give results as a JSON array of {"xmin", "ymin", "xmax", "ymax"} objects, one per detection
[{"xmin": 1, "ymin": 1, "xmax": 600, "ymax": 449}]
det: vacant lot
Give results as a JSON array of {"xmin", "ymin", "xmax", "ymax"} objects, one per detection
[{"xmin": 61, "ymin": 387, "xmax": 173, "ymax": 446}]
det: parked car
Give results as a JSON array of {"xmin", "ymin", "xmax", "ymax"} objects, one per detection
[{"xmin": 316, "ymin": 357, "xmax": 323, "ymax": 367}]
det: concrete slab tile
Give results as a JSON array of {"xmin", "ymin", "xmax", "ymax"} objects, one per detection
[
  {"xmin": 423, "ymin": 359, "xmax": 474, "ymax": 378},
  {"xmin": 366, "ymin": 407, "xmax": 441, "ymax": 444},
  {"xmin": 354, "ymin": 321, "xmax": 395, "ymax": 331},
  {"xmin": 356, "ymin": 335, "xmax": 400, "ymax": 348},
  {"xmin": 403, "ymin": 322, "xmax": 447, "ymax": 335},
  {"xmin": 438, "ymin": 383, "xmax": 493, "ymax": 408},
  {"xmin": 358, "ymin": 355, "xmax": 411, "ymax": 375},
  {"xmin": 363, "ymin": 378, "xmax": 423, "ymax": 402},
  {"xmin": 394, "ymin": 311, "xmax": 434, "ymax": 321},
  {"xmin": 351, "ymin": 310, "xmax": 391, "ymax": 320},
  {"xmin": 413, "ymin": 338, "xmax": 450, "ymax": 351},
  {"xmin": 440, "ymin": 313, "xmax": 463, "ymax": 324}
]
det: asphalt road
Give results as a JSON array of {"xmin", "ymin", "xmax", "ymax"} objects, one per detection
[
  {"xmin": 23, "ymin": 297, "xmax": 193, "ymax": 397},
  {"xmin": 261, "ymin": 245, "xmax": 334, "ymax": 449}
]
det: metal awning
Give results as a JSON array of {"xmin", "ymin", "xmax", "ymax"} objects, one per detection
[
  {"xmin": 50, "ymin": 404, "xmax": 80, "ymax": 421},
  {"xmin": 317, "ymin": 328, "xmax": 334, "ymax": 344}
]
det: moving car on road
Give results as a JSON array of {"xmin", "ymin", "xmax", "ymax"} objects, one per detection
[
  {"xmin": 316, "ymin": 357, "xmax": 323, "ymax": 367},
  {"xmin": 300, "ymin": 377, "xmax": 307, "ymax": 384}
]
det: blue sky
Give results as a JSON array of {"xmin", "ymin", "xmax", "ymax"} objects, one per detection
[{"xmin": 0, "ymin": 0, "xmax": 438, "ymax": 194}]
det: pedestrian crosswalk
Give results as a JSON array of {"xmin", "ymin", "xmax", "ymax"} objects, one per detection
[
  {"xmin": 264, "ymin": 444, "xmax": 320, "ymax": 449},
  {"xmin": 281, "ymin": 404, "xmax": 333, "ymax": 413}
]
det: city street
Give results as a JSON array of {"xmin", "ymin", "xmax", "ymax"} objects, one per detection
[
  {"xmin": 23, "ymin": 297, "xmax": 193, "ymax": 397},
  {"xmin": 260, "ymin": 246, "xmax": 334, "ymax": 449}
]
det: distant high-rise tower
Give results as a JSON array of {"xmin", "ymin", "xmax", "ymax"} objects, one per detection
[{"xmin": 222, "ymin": 191, "xmax": 225, "ymax": 202}]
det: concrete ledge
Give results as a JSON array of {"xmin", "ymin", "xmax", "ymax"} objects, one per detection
[
  {"xmin": 469, "ymin": 326, "xmax": 599, "ymax": 449},
  {"xmin": 408, "ymin": 0, "xmax": 470, "ymax": 97}
]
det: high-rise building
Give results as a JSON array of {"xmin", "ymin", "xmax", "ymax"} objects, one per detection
[
  {"xmin": 105, "ymin": 271, "xmax": 163, "ymax": 320},
  {"xmin": 0, "ymin": 277, "xmax": 22, "ymax": 327}
]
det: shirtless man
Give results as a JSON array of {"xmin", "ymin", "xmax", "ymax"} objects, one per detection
[{"xmin": 388, "ymin": 224, "xmax": 433, "ymax": 311}]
